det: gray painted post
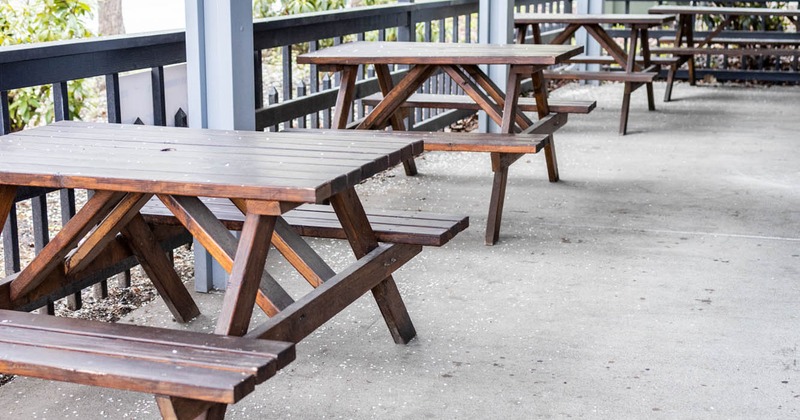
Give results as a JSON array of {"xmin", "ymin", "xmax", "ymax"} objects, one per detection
[
  {"xmin": 478, "ymin": 0, "xmax": 514, "ymax": 133},
  {"xmin": 577, "ymin": 0, "xmax": 603, "ymax": 84},
  {"xmin": 185, "ymin": 0, "xmax": 255, "ymax": 291}
]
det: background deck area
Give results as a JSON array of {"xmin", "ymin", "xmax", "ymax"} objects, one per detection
[{"xmin": 1, "ymin": 81, "xmax": 798, "ymax": 419}]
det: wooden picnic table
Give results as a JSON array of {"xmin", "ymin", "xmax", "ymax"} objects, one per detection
[
  {"xmin": 649, "ymin": 5, "xmax": 800, "ymax": 101},
  {"xmin": 514, "ymin": 13, "xmax": 676, "ymax": 135},
  {"xmin": 0, "ymin": 120, "xmax": 431, "ymax": 417},
  {"xmin": 298, "ymin": 41, "xmax": 582, "ymax": 245}
]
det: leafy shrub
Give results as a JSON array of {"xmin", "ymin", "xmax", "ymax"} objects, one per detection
[{"xmin": 0, "ymin": 0, "xmax": 95, "ymax": 132}]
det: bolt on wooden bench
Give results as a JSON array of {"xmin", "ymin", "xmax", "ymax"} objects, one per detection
[{"xmin": 0, "ymin": 309, "xmax": 295, "ymax": 419}]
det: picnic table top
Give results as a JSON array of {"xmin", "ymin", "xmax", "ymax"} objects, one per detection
[
  {"xmin": 515, "ymin": 13, "xmax": 675, "ymax": 25},
  {"xmin": 648, "ymin": 5, "xmax": 800, "ymax": 17},
  {"xmin": 0, "ymin": 121, "xmax": 422, "ymax": 203},
  {"xmin": 297, "ymin": 41, "xmax": 582, "ymax": 66}
]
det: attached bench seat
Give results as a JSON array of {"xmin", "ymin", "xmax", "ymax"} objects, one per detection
[
  {"xmin": 544, "ymin": 68, "xmax": 658, "ymax": 82},
  {"xmin": 361, "ymin": 92, "xmax": 596, "ymax": 114},
  {"xmin": 281, "ymin": 122, "xmax": 567, "ymax": 245},
  {"xmin": 658, "ymin": 36, "xmax": 800, "ymax": 46},
  {"xmin": 651, "ymin": 46, "xmax": 800, "ymax": 57},
  {"xmin": 0, "ymin": 309, "xmax": 295, "ymax": 419},
  {"xmin": 141, "ymin": 198, "xmax": 469, "ymax": 248},
  {"xmin": 566, "ymin": 55, "xmax": 679, "ymax": 66}
]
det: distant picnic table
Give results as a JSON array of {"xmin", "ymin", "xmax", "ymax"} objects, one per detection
[
  {"xmin": 514, "ymin": 13, "xmax": 676, "ymax": 135},
  {"xmin": 298, "ymin": 41, "xmax": 589, "ymax": 245},
  {"xmin": 649, "ymin": 5, "xmax": 800, "ymax": 101},
  {"xmin": 0, "ymin": 121, "xmax": 470, "ymax": 418}
]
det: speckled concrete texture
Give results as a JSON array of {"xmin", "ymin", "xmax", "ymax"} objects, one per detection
[{"xmin": 1, "ymin": 81, "xmax": 798, "ymax": 419}]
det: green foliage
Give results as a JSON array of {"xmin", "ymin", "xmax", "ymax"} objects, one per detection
[
  {"xmin": 707, "ymin": 2, "xmax": 789, "ymax": 31},
  {"xmin": 254, "ymin": 0, "xmax": 393, "ymax": 18},
  {"xmin": 0, "ymin": 0, "xmax": 94, "ymax": 132}
]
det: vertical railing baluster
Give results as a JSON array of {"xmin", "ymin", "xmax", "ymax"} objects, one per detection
[
  {"xmin": 268, "ymin": 87, "xmax": 279, "ymax": 132},
  {"xmin": 254, "ymin": 50, "xmax": 264, "ymax": 109},
  {"xmin": 1, "ymin": 91, "xmax": 10, "ymax": 135},
  {"xmin": 356, "ymin": 32, "xmax": 366, "ymax": 120},
  {"xmin": 309, "ymin": 40, "xmax": 320, "ymax": 129},
  {"xmin": 282, "ymin": 45, "xmax": 293, "ymax": 104},
  {"xmin": 152, "ymin": 66, "xmax": 167, "ymax": 126},
  {"xmin": 106, "ymin": 73, "xmax": 122, "ymax": 124},
  {"xmin": 53, "ymin": 81, "xmax": 69, "ymax": 122},
  {"xmin": 322, "ymin": 74, "xmax": 332, "ymax": 129},
  {"xmin": 296, "ymin": 81, "xmax": 307, "ymax": 128}
]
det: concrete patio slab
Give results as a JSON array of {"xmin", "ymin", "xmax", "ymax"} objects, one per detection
[{"xmin": 1, "ymin": 81, "xmax": 798, "ymax": 419}]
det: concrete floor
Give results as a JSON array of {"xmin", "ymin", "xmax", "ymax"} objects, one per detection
[{"xmin": 2, "ymin": 81, "xmax": 799, "ymax": 419}]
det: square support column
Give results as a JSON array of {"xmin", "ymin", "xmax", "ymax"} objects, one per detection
[
  {"xmin": 185, "ymin": 0, "xmax": 255, "ymax": 291},
  {"xmin": 478, "ymin": 0, "xmax": 514, "ymax": 133}
]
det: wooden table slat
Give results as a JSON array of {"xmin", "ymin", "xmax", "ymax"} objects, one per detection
[{"xmin": 298, "ymin": 41, "xmax": 582, "ymax": 66}]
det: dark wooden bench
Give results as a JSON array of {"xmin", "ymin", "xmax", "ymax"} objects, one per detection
[
  {"xmin": 0, "ymin": 309, "xmax": 295, "ymax": 419},
  {"xmin": 566, "ymin": 55, "xmax": 679, "ymax": 67},
  {"xmin": 361, "ymin": 92, "xmax": 596, "ymax": 115},
  {"xmin": 141, "ymin": 198, "xmax": 469, "ymax": 248},
  {"xmin": 658, "ymin": 36, "xmax": 800, "ymax": 47},
  {"xmin": 282, "ymin": 121, "xmax": 570, "ymax": 245}
]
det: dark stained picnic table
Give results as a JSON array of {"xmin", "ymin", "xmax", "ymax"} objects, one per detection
[
  {"xmin": 298, "ymin": 41, "xmax": 582, "ymax": 244},
  {"xmin": 0, "ymin": 120, "xmax": 431, "ymax": 414},
  {"xmin": 649, "ymin": 5, "xmax": 800, "ymax": 101},
  {"xmin": 514, "ymin": 13, "xmax": 676, "ymax": 135}
]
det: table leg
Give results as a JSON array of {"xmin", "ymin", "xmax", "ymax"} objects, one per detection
[
  {"xmin": 640, "ymin": 27, "xmax": 656, "ymax": 112},
  {"xmin": 330, "ymin": 188, "xmax": 416, "ymax": 344},
  {"xmin": 0, "ymin": 186, "xmax": 17, "ymax": 237},
  {"xmin": 358, "ymin": 64, "xmax": 435, "ymax": 130},
  {"xmin": 619, "ymin": 26, "xmax": 640, "ymax": 136},
  {"xmin": 529, "ymin": 67, "xmax": 559, "ymax": 182},
  {"xmin": 374, "ymin": 63, "xmax": 418, "ymax": 176},
  {"xmin": 216, "ymin": 212, "xmax": 277, "ymax": 337},
  {"xmin": 157, "ymin": 195, "xmax": 294, "ymax": 317},
  {"xmin": 685, "ymin": 16, "xmax": 696, "ymax": 86},
  {"xmin": 156, "ymin": 396, "xmax": 226, "ymax": 420},
  {"xmin": 333, "ymin": 65, "xmax": 359, "ymax": 129},
  {"xmin": 122, "ymin": 214, "xmax": 201, "ymax": 323}
]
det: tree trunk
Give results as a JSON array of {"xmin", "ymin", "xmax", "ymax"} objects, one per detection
[{"xmin": 98, "ymin": 0, "xmax": 125, "ymax": 36}]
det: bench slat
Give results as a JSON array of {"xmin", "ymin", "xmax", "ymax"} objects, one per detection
[
  {"xmin": 0, "ymin": 310, "xmax": 296, "ymax": 405},
  {"xmin": 361, "ymin": 92, "xmax": 596, "ymax": 114},
  {"xmin": 652, "ymin": 46, "xmax": 800, "ymax": 56},
  {"xmin": 0, "ymin": 309, "xmax": 294, "ymax": 368},
  {"xmin": 420, "ymin": 132, "xmax": 548, "ymax": 153},
  {"xmin": 567, "ymin": 55, "xmax": 679, "ymax": 65},
  {"xmin": 0, "ymin": 324, "xmax": 276, "ymax": 382},
  {"xmin": 0, "ymin": 341, "xmax": 253, "ymax": 404},
  {"xmin": 659, "ymin": 36, "xmax": 800, "ymax": 45},
  {"xmin": 544, "ymin": 69, "xmax": 658, "ymax": 82}
]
